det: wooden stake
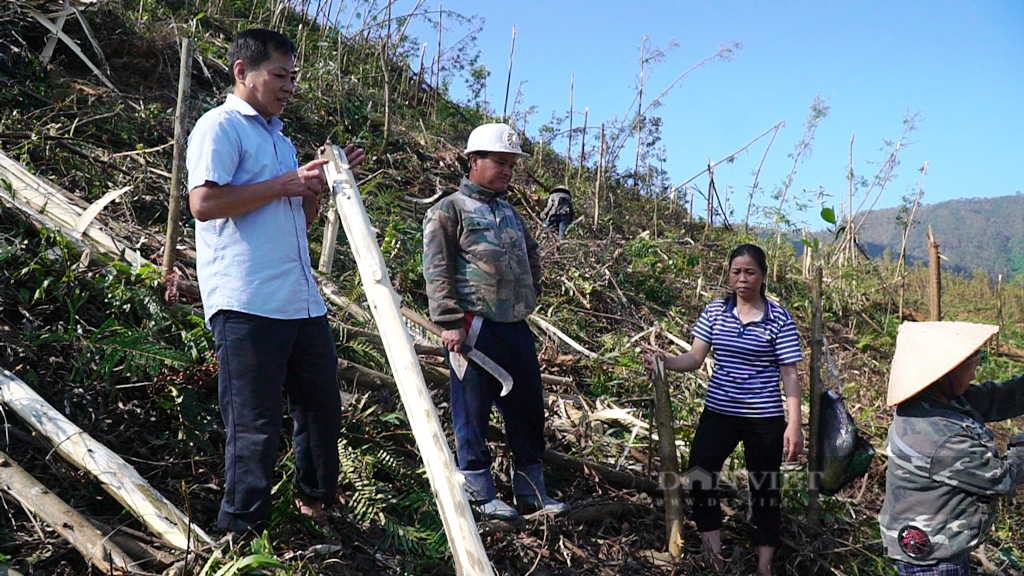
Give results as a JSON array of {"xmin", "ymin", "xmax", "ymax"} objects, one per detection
[
  {"xmin": 319, "ymin": 144, "xmax": 495, "ymax": 576},
  {"xmin": 650, "ymin": 357, "xmax": 683, "ymax": 558},
  {"xmin": 806, "ymin": 265, "xmax": 823, "ymax": 530},
  {"xmin": 576, "ymin": 107, "xmax": 588, "ymax": 184},
  {"xmin": 928, "ymin": 225, "xmax": 941, "ymax": 321},
  {"xmin": 594, "ymin": 123, "xmax": 605, "ymax": 227},
  {"xmin": 163, "ymin": 37, "xmax": 192, "ymax": 283},
  {"xmin": 997, "ymin": 274, "xmax": 1003, "ymax": 352}
]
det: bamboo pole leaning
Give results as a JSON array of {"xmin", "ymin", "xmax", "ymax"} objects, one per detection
[
  {"xmin": 319, "ymin": 143, "xmax": 495, "ymax": 576},
  {"xmin": 0, "ymin": 367, "xmax": 213, "ymax": 551}
]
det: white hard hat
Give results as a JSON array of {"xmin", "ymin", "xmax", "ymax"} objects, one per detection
[{"xmin": 464, "ymin": 123, "xmax": 530, "ymax": 157}]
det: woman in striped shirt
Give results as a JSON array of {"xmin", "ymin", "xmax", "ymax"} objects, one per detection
[{"xmin": 646, "ymin": 243, "xmax": 803, "ymax": 575}]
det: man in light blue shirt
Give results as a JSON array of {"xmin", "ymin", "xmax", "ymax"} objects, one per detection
[{"xmin": 186, "ymin": 28, "xmax": 364, "ymax": 540}]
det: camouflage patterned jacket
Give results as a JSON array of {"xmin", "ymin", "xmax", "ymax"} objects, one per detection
[
  {"xmin": 422, "ymin": 177, "xmax": 542, "ymax": 328},
  {"xmin": 879, "ymin": 375, "xmax": 1024, "ymax": 565}
]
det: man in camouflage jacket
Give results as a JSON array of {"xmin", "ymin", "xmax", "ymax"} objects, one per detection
[
  {"xmin": 422, "ymin": 123, "xmax": 567, "ymax": 521},
  {"xmin": 881, "ymin": 322, "xmax": 1024, "ymax": 574},
  {"xmin": 539, "ymin": 186, "xmax": 575, "ymax": 240}
]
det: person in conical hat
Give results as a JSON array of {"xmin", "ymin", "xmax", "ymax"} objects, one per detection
[{"xmin": 879, "ymin": 321, "xmax": 1024, "ymax": 575}]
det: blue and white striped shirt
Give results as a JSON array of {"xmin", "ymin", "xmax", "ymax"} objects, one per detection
[{"xmin": 691, "ymin": 295, "xmax": 803, "ymax": 418}]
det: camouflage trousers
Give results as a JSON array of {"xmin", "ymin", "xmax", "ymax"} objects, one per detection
[{"xmin": 893, "ymin": 557, "xmax": 971, "ymax": 576}]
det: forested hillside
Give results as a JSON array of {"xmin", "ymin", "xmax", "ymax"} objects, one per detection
[
  {"xmin": 3, "ymin": 2, "xmax": 1024, "ymax": 576},
  {"xmin": 856, "ymin": 193, "xmax": 1024, "ymax": 279}
]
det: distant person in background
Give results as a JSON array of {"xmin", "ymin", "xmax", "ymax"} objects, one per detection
[
  {"xmin": 540, "ymin": 186, "xmax": 575, "ymax": 240},
  {"xmin": 187, "ymin": 28, "xmax": 365, "ymax": 541},
  {"xmin": 422, "ymin": 122, "xmax": 568, "ymax": 521},
  {"xmin": 644, "ymin": 243, "xmax": 803, "ymax": 576},
  {"xmin": 880, "ymin": 321, "xmax": 1024, "ymax": 576}
]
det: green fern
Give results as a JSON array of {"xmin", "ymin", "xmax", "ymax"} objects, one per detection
[{"xmin": 78, "ymin": 319, "xmax": 189, "ymax": 384}]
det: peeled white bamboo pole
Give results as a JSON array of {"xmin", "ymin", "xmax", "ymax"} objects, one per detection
[
  {"xmin": 0, "ymin": 367, "xmax": 213, "ymax": 551},
  {"xmin": 0, "ymin": 150, "xmax": 145, "ymax": 268},
  {"xmin": 319, "ymin": 143, "xmax": 495, "ymax": 576},
  {"xmin": 529, "ymin": 314, "xmax": 597, "ymax": 359}
]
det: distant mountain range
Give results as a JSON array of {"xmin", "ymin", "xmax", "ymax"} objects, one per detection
[{"xmin": 851, "ymin": 192, "xmax": 1024, "ymax": 278}]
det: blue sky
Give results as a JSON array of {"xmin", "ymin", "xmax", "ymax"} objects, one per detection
[{"xmin": 339, "ymin": 1, "xmax": 1023, "ymax": 226}]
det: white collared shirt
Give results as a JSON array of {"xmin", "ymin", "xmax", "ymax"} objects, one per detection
[{"xmin": 186, "ymin": 93, "xmax": 326, "ymax": 323}]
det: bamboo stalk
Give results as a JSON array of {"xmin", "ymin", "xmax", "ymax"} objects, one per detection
[
  {"xmin": 0, "ymin": 367, "xmax": 213, "ymax": 550},
  {"xmin": 378, "ymin": 3, "xmax": 392, "ymax": 158},
  {"xmin": 163, "ymin": 37, "xmax": 192, "ymax": 282},
  {"xmin": 594, "ymin": 123, "xmax": 605, "ymax": 227},
  {"xmin": 320, "ymin": 144, "xmax": 494, "ymax": 576},
  {"xmin": 997, "ymin": 274, "xmax": 1003, "ymax": 352},
  {"xmin": 433, "ymin": 5, "xmax": 442, "ymax": 120},
  {"xmin": 633, "ymin": 36, "xmax": 647, "ymax": 189},
  {"xmin": 501, "ymin": 25, "xmax": 516, "ymax": 122},
  {"xmin": 807, "ymin": 265, "xmax": 823, "ymax": 530},
  {"xmin": 576, "ymin": 107, "xmax": 588, "ymax": 184},
  {"xmin": 650, "ymin": 357, "xmax": 682, "ymax": 558},
  {"xmin": 0, "ymin": 450, "xmax": 138, "ymax": 574},
  {"xmin": 928, "ymin": 225, "xmax": 941, "ymax": 321},
  {"xmin": 529, "ymin": 315, "xmax": 597, "ymax": 359},
  {"xmin": 705, "ymin": 159, "xmax": 715, "ymax": 233}
]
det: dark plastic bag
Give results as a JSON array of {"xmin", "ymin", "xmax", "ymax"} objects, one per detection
[{"xmin": 817, "ymin": 389, "xmax": 875, "ymax": 495}]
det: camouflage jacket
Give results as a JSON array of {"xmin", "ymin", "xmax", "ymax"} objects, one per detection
[
  {"xmin": 879, "ymin": 375, "xmax": 1024, "ymax": 564},
  {"xmin": 540, "ymin": 191, "xmax": 574, "ymax": 221},
  {"xmin": 422, "ymin": 177, "xmax": 542, "ymax": 328}
]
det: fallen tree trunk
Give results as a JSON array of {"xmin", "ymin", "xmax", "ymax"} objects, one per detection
[
  {"xmin": 0, "ymin": 450, "xmax": 139, "ymax": 574},
  {"xmin": 543, "ymin": 449, "xmax": 662, "ymax": 494},
  {"xmin": 566, "ymin": 502, "xmax": 648, "ymax": 523},
  {"xmin": 0, "ymin": 367, "xmax": 213, "ymax": 551},
  {"xmin": 321, "ymin": 144, "xmax": 495, "ymax": 576}
]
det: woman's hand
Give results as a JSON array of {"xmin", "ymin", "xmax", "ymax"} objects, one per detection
[
  {"xmin": 784, "ymin": 421, "xmax": 804, "ymax": 462},
  {"xmin": 643, "ymin": 352, "xmax": 663, "ymax": 377}
]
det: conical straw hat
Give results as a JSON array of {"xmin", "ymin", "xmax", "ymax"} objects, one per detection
[{"xmin": 887, "ymin": 321, "xmax": 998, "ymax": 406}]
